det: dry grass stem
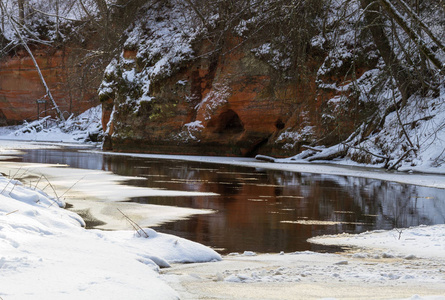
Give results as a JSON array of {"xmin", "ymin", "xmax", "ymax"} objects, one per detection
[{"xmin": 117, "ymin": 208, "xmax": 149, "ymax": 238}]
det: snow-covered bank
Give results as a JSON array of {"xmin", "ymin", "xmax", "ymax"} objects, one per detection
[
  {"xmin": 162, "ymin": 223, "xmax": 445, "ymax": 299},
  {"xmin": 0, "ymin": 105, "xmax": 103, "ymax": 144},
  {"xmin": 0, "ymin": 174, "xmax": 221, "ymax": 299},
  {"xmin": 0, "ymin": 160, "xmax": 217, "ymax": 230}
]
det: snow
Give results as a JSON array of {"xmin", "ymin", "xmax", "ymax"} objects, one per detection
[
  {"xmin": 276, "ymin": 125, "xmax": 315, "ymax": 150},
  {"xmin": 195, "ymin": 82, "xmax": 231, "ymax": 120},
  {"xmin": 0, "ymin": 165, "xmax": 221, "ymax": 300},
  {"xmin": 176, "ymin": 120, "xmax": 205, "ymax": 142},
  {"xmin": 0, "ymin": 105, "xmax": 103, "ymax": 143},
  {"xmin": 251, "ymin": 41, "xmax": 293, "ymax": 71},
  {"xmin": 310, "ymin": 224, "xmax": 445, "ymax": 260}
]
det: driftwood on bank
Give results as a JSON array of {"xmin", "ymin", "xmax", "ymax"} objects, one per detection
[
  {"xmin": 306, "ymin": 146, "xmax": 348, "ymax": 162},
  {"xmin": 255, "ymin": 155, "xmax": 276, "ymax": 162}
]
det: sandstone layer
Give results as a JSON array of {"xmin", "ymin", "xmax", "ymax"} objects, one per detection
[
  {"xmin": 0, "ymin": 46, "xmax": 98, "ymax": 125},
  {"xmin": 101, "ymin": 36, "xmax": 370, "ymax": 157}
]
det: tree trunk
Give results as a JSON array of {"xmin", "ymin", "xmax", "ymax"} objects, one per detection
[
  {"xmin": 380, "ymin": 0, "xmax": 445, "ymax": 76},
  {"xmin": 1, "ymin": 0, "xmax": 5, "ymax": 33},
  {"xmin": 55, "ymin": 0, "xmax": 60, "ymax": 39},
  {"xmin": 395, "ymin": 0, "xmax": 445, "ymax": 54},
  {"xmin": 18, "ymin": 0, "xmax": 25, "ymax": 25},
  {"xmin": 360, "ymin": 0, "xmax": 414, "ymax": 103}
]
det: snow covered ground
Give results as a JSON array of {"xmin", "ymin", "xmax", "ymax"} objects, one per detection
[
  {"xmin": 0, "ymin": 105, "xmax": 103, "ymax": 144},
  {"xmin": 0, "ymin": 123, "xmax": 445, "ymax": 298},
  {"xmin": 0, "ymin": 169, "xmax": 221, "ymax": 299},
  {"xmin": 163, "ymin": 249, "xmax": 445, "ymax": 300}
]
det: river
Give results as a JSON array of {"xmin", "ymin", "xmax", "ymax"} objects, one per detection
[{"xmin": 12, "ymin": 147, "xmax": 445, "ymax": 254}]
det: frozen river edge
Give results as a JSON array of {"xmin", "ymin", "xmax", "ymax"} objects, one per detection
[{"xmin": 0, "ymin": 141, "xmax": 444, "ymax": 300}]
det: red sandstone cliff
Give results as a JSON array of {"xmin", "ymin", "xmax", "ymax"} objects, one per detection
[
  {"xmin": 0, "ymin": 46, "xmax": 99, "ymax": 125},
  {"xmin": 98, "ymin": 0, "xmax": 378, "ymax": 157},
  {"xmin": 100, "ymin": 35, "xmax": 359, "ymax": 157}
]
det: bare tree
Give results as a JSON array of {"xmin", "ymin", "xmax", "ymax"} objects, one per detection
[
  {"xmin": 379, "ymin": 0, "xmax": 445, "ymax": 76},
  {"xmin": 360, "ymin": 0, "xmax": 415, "ymax": 104}
]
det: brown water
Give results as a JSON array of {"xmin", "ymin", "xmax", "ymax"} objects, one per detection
[{"xmin": 18, "ymin": 148, "xmax": 445, "ymax": 253}]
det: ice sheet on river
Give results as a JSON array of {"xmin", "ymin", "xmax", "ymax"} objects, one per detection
[{"xmin": 0, "ymin": 161, "xmax": 217, "ymax": 229}]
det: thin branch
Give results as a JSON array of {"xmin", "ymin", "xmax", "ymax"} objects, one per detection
[
  {"xmin": 341, "ymin": 142, "xmax": 390, "ymax": 160},
  {"xmin": 42, "ymin": 175, "xmax": 60, "ymax": 200},
  {"xmin": 8, "ymin": 181, "xmax": 19, "ymax": 195},
  {"xmin": 5, "ymin": 210, "xmax": 19, "ymax": 216},
  {"xmin": 47, "ymin": 175, "xmax": 86, "ymax": 208},
  {"xmin": 30, "ymin": 6, "xmax": 86, "ymax": 23},
  {"xmin": 1, "ymin": 167, "xmax": 22, "ymax": 194},
  {"xmin": 77, "ymin": 0, "xmax": 102, "ymax": 27},
  {"xmin": 182, "ymin": 0, "xmax": 208, "ymax": 28},
  {"xmin": 59, "ymin": 175, "xmax": 85, "ymax": 199},
  {"xmin": 387, "ymin": 148, "xmax": 416, "ymax": 170},
  {"xmin": 33, "ymin": 175, "xmax": 44, "ymax": 190},
  {"xmin": 391, "ymin": 84, "xmax": 415, "ymax": 149}
]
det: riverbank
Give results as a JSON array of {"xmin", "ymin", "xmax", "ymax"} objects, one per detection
[
  {"xmin": 91, "ymin": 151, "xmax": 445, "ymax": 190},
  {"xmin": 0, "ymin": 140, "xmax": 444, "ymax": 299}
]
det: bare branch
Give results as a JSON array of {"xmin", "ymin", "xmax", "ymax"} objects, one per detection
[
  {"xmin": 30, "ymin": 5, "xmax": 86, "ymax": 23},
  {"xmin": 182, "ymin": 0, "xmax": 208, "ymax": 28}
]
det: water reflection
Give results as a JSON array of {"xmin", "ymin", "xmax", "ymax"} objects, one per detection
[{"xmin": 19, "ymin": 148, "xmax": 445, "ymax": 253}]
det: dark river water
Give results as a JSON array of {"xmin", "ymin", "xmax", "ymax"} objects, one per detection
[{"xmin": 14, "ymin": 148, "xmax": 445, "ymax": 254}]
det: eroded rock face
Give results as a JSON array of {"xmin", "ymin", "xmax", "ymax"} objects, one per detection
[
  {"xmin": 99, "ymin": 2, "xmax": 377, "ymax": 157},
  {"xmin": 101, "ymin": 39, "xmax": 364, "ymax": 157},
  {"xmin": 0, "ymin": 46, "xmax": 97, "ymax": 124},
  {"xmin": 102, "ymin": 37, "xmax": 323, "ymax": 156}
]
